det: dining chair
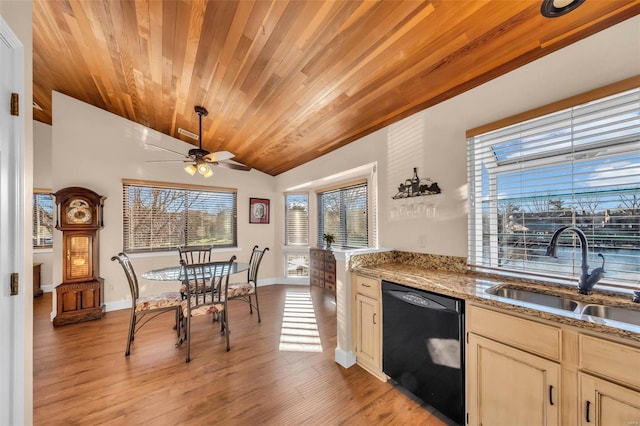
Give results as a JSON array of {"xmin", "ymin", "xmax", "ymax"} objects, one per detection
[
  {"xmin": 226, "ymin": 246, "xmax": 269, "ymax": 322},
  {"xmin": 111, "ymin": 252, "xmax": 182, "ymax": 356},
  {"xmin": 179, "ymin": 255, "xmax": 236, "ymax": 362},
  {"xmin": 178, "ymin": 244, "xmax": 214, "ymax": 265}
]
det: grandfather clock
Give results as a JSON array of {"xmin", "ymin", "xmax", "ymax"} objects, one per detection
[{"xmin": 53, "ymin": 187, "xmax": 106, "ymax": 326}]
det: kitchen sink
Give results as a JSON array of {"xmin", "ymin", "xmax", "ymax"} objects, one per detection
[
  {"xmin": 484, "ymin": 286, "xmax": 579, "ymax": 311},
  {"xmin": 581, "ymin": 305, "xmax": 640, "ymax": 327}
]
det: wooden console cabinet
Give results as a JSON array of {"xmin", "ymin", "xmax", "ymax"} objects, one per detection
[
  {"xmin": 309, "ymin": 247, "xmax": 336, "ymax": 293},
  {"xmin": 33, "ymin": 262, "xmax": 43, "ymax": 298}
]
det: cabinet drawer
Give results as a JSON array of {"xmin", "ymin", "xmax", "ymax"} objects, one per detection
[
  {"xmin": 310, "ymin": 276, "xmax": 324, "ymax": 288},
  {"xmin": 325, "ymin": 282, "xmax": 336, "ymax": 293},
  {"xmin": 580, "ymin": 334, "xmax": 640, "ymax": 389},
  {"xmin": 310, "ymin": 249, "xmax": 324, "ymax": 259},
  {"xmin": 468, "ymin": 305, "xmax": 561, "ymax": 361},
  {"xmin": 324, "ymin": 251, "xmax": 335, "ymax": 262},
  {"xmin": 324, "ymin": 271, "xmax": 336, "ymax": 284},
  {"xmin": 324, "ymin": 261, "xmax": 336, "ymax": 273},
  {"xmin": 310, "ymin": 258, "xmax": 323, "ymax": 270},
  {"xmin": 355, "ymin": 275, "xmax": 380, "ymax": 299}
]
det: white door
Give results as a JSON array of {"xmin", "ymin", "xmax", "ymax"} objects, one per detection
[{"xmin": 0, "ymin": 17, "xmax": 25, "ymax": 426}]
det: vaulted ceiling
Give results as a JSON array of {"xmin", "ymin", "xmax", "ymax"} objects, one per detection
[{"xmin": 33, "ymin": 0, "xmax": 640, "ymax": 176}]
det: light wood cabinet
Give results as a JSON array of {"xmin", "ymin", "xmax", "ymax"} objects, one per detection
[
  {"xmin": 467, "ymin": 305, "xmax": 561, "ymax": 425},
  {"xmin": 577, "ymin": 335, "xmax": 640, "ymax": 425},
  {"xmin": 352, "ymin": 274, "xmax": 384, "ymax": 380},
  {"xmin": 467, "ymin": 304, "xmax": 640, "ymax": 426},
  {"xmin": 467, "ymin": 333, "xmax": 560, "ymax": 425},
  {"xmin": 578, "ymin": 373, "xmax": 640, "ymax": 425}
]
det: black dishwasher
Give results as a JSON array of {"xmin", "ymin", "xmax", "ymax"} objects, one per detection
[{"xmin": 382, "ymin": 280, "xmax": 465, "ymax": 425}]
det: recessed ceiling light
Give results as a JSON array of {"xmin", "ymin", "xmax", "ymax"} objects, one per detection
[{"xmin": 540, "ymin": 0, "xmax": 585, "ymax": 18}]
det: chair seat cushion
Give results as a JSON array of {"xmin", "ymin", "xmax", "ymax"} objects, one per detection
[
  {"xmin": 135, "ymin": 292, "xmax": 182, "ymax": 312},
  {"xmin": 181, "ymin": 293, "xmax": 225, "ymax": 317},
  {"xmin": 227, "ymin": 282, "xmax": 255, "ymax": 298}
]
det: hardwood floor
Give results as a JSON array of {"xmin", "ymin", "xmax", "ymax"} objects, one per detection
[{"xmin": 34, "ymin": 285, "xmax": 448, "ymax": 425}]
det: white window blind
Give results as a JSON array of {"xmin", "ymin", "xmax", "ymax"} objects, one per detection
[
  {"xmin": 33, "ymin": 191, "xmax": 54, "ymax": 248},
  {"xmin": 317, "ymin": 182, "xmax": 368, "ymax": 248},
  {"xmin": 285, "ymin": 193, "xmax": 309, "ymax": 246},
  {"xmin": 467, "ymin": 88, "xmax": 640, "ymax": 288},
  {"xmin": 123, "ymin": 181, "xmax": 237, "ymax": 252}
]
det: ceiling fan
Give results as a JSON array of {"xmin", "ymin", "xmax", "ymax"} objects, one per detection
[{"xmin": 147, "ymin": 106, "xmax": 251, "ymax": 177}]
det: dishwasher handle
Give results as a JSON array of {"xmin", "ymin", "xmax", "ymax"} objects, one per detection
[{"xmin": 385, "ymin": 289, "xmax": 455, "ymax": 312}]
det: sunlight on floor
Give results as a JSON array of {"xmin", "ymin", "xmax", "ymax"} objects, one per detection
[{"xmin": 279, "ymin": 290, "xmax": 323, "ymax": 352}]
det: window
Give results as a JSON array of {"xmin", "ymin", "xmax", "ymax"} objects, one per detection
[
  {"xmin": 285, "ymin": 193, "xmax": 309, "ymax": 246},
  {"xmin": 467, "ymin": 87, "xmax": 640, "ymax": 288},
  {"xmin": 123, "ymin": 180, "xmax": 237, "ymax": 252},
  {"xmin": 317, "ymin": 181, "xmax": 368, "ymax": 248},
  {"xmin": 33, "ymin": 190, "xmax": 54, "ymax": 248},
  {"xmin": 285, "ymin": 253, "xmax": 309, "ymax": 277}
]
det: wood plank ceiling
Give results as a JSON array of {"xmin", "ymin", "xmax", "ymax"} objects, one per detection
[{"xmin": 33, "ymin": 0, "xmax": 640, "ymax": 176}]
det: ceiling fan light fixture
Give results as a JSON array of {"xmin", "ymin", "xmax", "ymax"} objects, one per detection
[
  {"xmin": 184, "ymin": 164, "xmax": 197, "ymax": 176},
  {"xmin": 540, "ymin": 0, "xmax": 585, "ymax": 18}
]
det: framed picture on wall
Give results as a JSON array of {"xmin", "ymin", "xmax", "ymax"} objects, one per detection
[{"xmin": 249, "ymin": 198, "xmax": 270, "ymax": 224}]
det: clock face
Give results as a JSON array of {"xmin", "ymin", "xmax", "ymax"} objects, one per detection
[{"xmin": 66, "ymin": 199, "xmax": 92, "ymax": 224}]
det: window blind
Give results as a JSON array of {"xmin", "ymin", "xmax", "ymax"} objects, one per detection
[
  {"xmin": 33, "ymin": 191, "xmax": 54, "ymax": 248},
  {"xmin": 467, "ymin": 88, "xmax": 640, "ymax": 288},
  {"xmin": 317, "ymin": 182, "xmax": 368, "ymax": 248},
  {"xmin": 123, "ymin": 181, "xmax": 237, "ymax": 252},
  {"xmin": 285, "ymin": 193, "xmax": 309, "ymax": 246}
]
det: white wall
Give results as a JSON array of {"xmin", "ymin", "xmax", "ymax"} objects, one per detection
[
  {"xmin": 275, "ymin": 15, "xmax": 640, "ymax": 258},
  {"xmin": 33, "ymin": 121, "xmax": 53, "ymax": 290},
  {"xmin": 51, "ymin": 93, "xmax": 278, "ymax": 308}
]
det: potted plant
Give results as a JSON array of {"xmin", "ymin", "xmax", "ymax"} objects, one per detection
[{"xmin": 323, "ymin": 233, "xmax": 335, "ymax": 250}]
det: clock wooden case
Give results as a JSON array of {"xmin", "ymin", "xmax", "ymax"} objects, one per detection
[{"xmin": 53, "ymin": 187, "xmax": 106, "ymax": 326}]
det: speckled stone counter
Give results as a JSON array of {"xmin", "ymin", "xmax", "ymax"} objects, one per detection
[{"xmin": 350, "ymin": 251, "xmax": 640, "ymax": 344}]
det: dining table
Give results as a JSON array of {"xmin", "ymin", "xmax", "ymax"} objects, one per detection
[{"xmin": 142, "ymin": 262, "xmax": 250, "ymax": 282}]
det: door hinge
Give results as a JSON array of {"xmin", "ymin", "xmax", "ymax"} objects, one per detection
[
  {"xmin": 10, "ymin": 93, "xmax": 19, "ymax": 116},
  {"xmin": 10, "ymin": 272, "xmax": 19, "ymax": 295}
]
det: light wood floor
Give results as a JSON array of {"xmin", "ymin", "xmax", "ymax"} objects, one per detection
[{"xmin": 34, "ymin": 285, "xmax": 448, "ymax": 425}]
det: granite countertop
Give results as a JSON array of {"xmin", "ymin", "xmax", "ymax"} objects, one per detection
[{"xmin": 353, "ymin": 261, "xmax": 640, "ymax": 344}]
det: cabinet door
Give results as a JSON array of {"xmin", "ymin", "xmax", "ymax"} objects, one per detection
[
  {"xmin": 579, "ymin": 373, "xmax": 640, "ymax": 426},
  {"xmin": 355, "ymin": 293, "xmax": 381, "ymax": 372},
  {"xmin": 467, "ymin": 333, "xmax": 560, "ymax": 426}
]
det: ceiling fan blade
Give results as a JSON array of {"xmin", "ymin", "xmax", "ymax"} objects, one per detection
[
  {"xmin": 203, "ymin": 150, "xmax": 234, "ymax": 162},
  {"xmin": 216, "ymin": 160, "xmax": 251, "ymax": 171},
  {"xmin": 145, "ymin": 143, "xmax": 187, "ymax": 157}
]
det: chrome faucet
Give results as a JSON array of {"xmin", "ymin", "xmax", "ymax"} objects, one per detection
[{"xmin": 545, "ymin": 226, "xmax": 606, "ymax": 295}]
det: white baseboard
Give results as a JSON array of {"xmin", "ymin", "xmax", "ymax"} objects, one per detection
[
  {"xmin": 42, "ymin": 285, "xmax": 54, "ymax": 293},
  {"xmin": 334, "ymin": 348, "xmax": 357, "ymax": 368}
]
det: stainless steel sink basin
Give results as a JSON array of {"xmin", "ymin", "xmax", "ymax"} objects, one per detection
[
  {"xmin": 581, "ymin": 305, "xmax": 640, "ymax": 327},
  {"xmin": 485, "ymin": 286, "xmax": 579, "ymax": 311}
]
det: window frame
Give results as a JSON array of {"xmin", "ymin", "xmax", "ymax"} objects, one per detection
[
  {"xmin": 467, "ymin": 80, "xmax": 640, "ymax": 290},
  {"xmin": 122, "ymin": 179, "xmax": 238, "ymax": 253},
  {"xmin": 33, "ymin": 189, "xmax": 54, "ymax": 249},
  {"xmin": 284, "ymin": 192, "xmax": 309, "ymax": 246},
  {"xmin": 316, "ymin": 179, "xmax": 369, "ymax": 249}
]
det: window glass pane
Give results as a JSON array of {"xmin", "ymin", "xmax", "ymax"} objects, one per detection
[
  {"xmin": 318, "ymin": 183, "xmax": 368, "ymax": 248},
  {"xmin": 123, "ymin": 183, "xmax": 237, "ymax": 252},
  {"xmin": 285, "ymin": 193, "xmax": 309, "ymax": 246},
  {"xmin": 33, "ymin": 192, "xmax": 54, "ymax": 248},
  {"xmin": 468, "ymin": 88, "xmax": 640, "ymax": 288},
  {"xmin": 285, "ymin": 254, "xmax": 309, "ymax": 277}
]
